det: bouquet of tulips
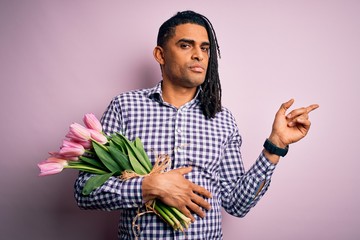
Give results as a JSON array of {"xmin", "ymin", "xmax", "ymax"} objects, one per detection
[{"xmin": 38, "ymin": 113, "xmax": 191, "ymax": 233}]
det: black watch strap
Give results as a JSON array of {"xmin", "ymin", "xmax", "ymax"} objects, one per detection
[{"xmin": 263, "ymin": 139, "xmax": 289, "ymax": 157}]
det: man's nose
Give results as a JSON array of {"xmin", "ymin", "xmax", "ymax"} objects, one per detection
[{"xmin": 191, "ymin": 47, "xmax": 204, "ymax": 61}]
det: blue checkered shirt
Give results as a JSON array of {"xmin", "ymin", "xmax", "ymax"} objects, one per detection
[{"xmin": 74, "ymin": 81, "xmax": 277, "ymax": 239}]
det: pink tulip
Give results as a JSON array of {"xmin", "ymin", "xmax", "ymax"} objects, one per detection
[
  {"xmin": 89, "ymin": 129, "xmax": 108, "ymax": 144},
  {"xmin": 59, "ymin": 144, "xmax": 85, "ymax": 157},
  {"xmin": 38, "ymin": 158, "xmax": 68, "ymax": 176},
  {"xmin": 62, "ymin": 139, "xmax": 84, "ymax": 148},
  {"xmin": 72, "ymin": 139, "xmax": 92, "ymax": 149},
  {"xmin": 65, "ymin": 131, "xmax": 78, "ymax": 140},
  {"xmin": 45, "ymin": 157, "xmax": 68, "ymax": 164},
  {"xmin": 83, "ymin": 113, "xmax": 102, "ymax": 132},
  {"xmin": 61, "ymin": 140, "xmax": 87, "ymax": 153},
  {"xmin": 48, "ymin": 152, "xmax": 79, "ymax": 161},
  {"xmin": 67, "ymin": 123, "xmax": 91, "ymax": 142}
]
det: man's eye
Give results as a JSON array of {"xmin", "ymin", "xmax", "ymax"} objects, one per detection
[
  {"xmin": 201, "ymin": 47, "xmax": 209, "ymax": 52},
  {"xmin": 180, "ymin": 44, "xmax": 190, "ymax": 48}
]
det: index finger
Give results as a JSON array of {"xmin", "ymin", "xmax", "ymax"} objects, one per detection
[
  {"xmin": 306, "ymin": 104, "xmax": 319, "ymax": 113},
  {"xmin": 173, "ymin": 166, "xmax": 192, "ymax": 175},
  {"xmin": 191, "ymin": 182, "xmax": 212, "ymax": 198}
]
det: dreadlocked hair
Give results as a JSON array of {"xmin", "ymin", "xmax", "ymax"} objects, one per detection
[{"xmin": 157, "ymin": 10, "xmax": 222, "ymax": 119}]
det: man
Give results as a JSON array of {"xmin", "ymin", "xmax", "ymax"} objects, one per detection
[{"xmin": 75, "ymin": 10, "xmax": 319, "ymax": 239}]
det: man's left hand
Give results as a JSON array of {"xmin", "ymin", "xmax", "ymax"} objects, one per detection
[{"xmin": 265, "ymin": 99, "xmax": 319, "ymax": 163}]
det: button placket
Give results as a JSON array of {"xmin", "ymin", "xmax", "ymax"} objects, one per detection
[{"xmin": 173, "ymin": 108, "xmax": 186, "ymax": 168}]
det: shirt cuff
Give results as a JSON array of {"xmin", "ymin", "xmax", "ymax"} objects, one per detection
[
  {"xmin": 253, "ymin": 151, "xmax": 277, "ymax": 177},
  {"xmin": 120, "ymin": 177, "xmax": 144, "ymax": 208}
]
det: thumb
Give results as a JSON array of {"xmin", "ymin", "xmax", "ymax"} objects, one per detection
[
  {"xmin": 172, "ymin": 166, "xmax": 192, "ymax": 175},
  {"xmin": 278, "ymin": 98, "xmax": 294, "ymax": 115}
]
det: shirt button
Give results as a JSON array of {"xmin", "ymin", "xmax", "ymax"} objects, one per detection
[
  {"xmin": 176, "ymin": 128, "xmax": 182, "ymax": 134},
  {"xmin": 176, "ymin": 146, "xmax": 182, "ymax": 153}
]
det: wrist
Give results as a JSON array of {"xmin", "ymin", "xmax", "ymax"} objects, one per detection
[
  {"xmin": 268, "ymin": 134, "xmax": 287, "ymax": 149},
  {"xmin": 263, "ymin": 150, "xmax": 280, "ymax": 164},
  {"xmin": 263, "ymin": 138, "xmax": 289, "ymax": 157},
  {"xmin": 142, "ymin": 174, "xmax": 162, "ymax": 202},
  {"xmin": 142, "ymin": 175, "xmax": 156, "ymax": 202}
]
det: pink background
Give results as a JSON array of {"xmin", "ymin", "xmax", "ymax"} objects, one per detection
[{"xmin": 1, "ymin": 1, "xmax": 359, "ymax": 239}]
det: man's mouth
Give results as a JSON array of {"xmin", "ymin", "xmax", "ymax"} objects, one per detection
[{"xmin": 189, "ymin": 65, "xmax": 205, "ymax": 73}]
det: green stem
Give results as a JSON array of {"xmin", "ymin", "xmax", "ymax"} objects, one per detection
[
  {"xmin": 85, "ymin": 149, "xmax": 94, "ymax": 154},
  {"xmin": 65, "ymin": 163, "xmax": 108, "ymax": 175},
  {"xmin": 169, "ymin": 206, "xmax": 191, "ymax": 224},
  {"xmin": 155, "ymin": 201, "xmax": 184, "ymax": 231},
  {"xmin": 154, "ymin": 204, "xmax": 175, "ymax": 228}
]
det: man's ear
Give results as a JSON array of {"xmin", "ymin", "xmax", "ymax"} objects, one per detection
[{"xmin": 153, "ymin": 46, "xmax": 165, "ymax": 65}]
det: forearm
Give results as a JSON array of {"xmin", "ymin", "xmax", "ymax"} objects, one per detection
[
  {"xmin": 222, "ymin": 152, "xmax": 276, "ymax": 217},
  {"xmin": 74, "ymin": 171, "xmax": 144, "ymax": 211}
]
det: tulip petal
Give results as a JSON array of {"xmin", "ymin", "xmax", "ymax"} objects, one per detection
[
  {"xmin": 59, "ymin": 146, "xmax": 85, "ymax": 157},
  {"xmin": 83, "ymin": 113, "xmax": 102, "ymax": 132},
  {"xmin": 38, "ymin": 162, "xmax": 66, "ymax": 176},
  {"xmin": 62, "ymin": 140, "xmax": 84, "ymax": 149},
  {"xmin": 69, "ymin": 123, "xmax": 91, "ymax": 141},
  {"xmin": 90, "ymin": 129, "xmax": 108, "ymax": 144}
]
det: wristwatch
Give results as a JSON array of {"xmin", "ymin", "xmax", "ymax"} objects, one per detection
[{"xmin": 263, "ymin": 138, "xmax": 289, "ymax": 157}]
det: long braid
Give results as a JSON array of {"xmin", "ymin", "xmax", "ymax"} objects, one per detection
[{"xmin": 197, "ymin": 13, "xmax": 222, "ymax": 118}]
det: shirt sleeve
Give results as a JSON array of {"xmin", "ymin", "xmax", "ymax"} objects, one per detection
[
  {"xmin": 220, "ymin": 122, "xmax": 277, "ymax": 218},
  {"xmin": 74, "ymin": 97, "xmax": 144, "ymax": 211}
]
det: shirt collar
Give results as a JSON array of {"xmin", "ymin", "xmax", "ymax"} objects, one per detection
[
  {"xmin": 148, "ymin": 81, "xmax": 202, "ymax": 108},
  {"xmin": 147, "ymin": 81, "xmax": 163, "ymax": 102}
]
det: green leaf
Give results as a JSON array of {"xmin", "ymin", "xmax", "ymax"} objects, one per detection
[
  {"xmin": 127, "ymin": 145, "xmax": 148, "ymax": 175},
  {"xmin": 108, "ymin": 141, "xmax": 133, "ymax": 171},
  {"xmin": 115, "ymin": 133, "xmax": 152, "ymax": 173},
  {"xmin": 66, "ymin": 161, "xmax": 108, "ymax": 175},
  {"xmin": 82, "ymin": 172, "xmax": 114, "ymax": 195},
  {"xmin": 110, "ymin": 134, "xmax": 127, "ymax": 152},
  {"xmin": 134, "ymin": 137, "xmax": 153, "ymax": 171},
  {"xmin": 92, "ymin": 141, "xmax": 120, "ymax": 172},
  {"xmin": 79, "ymin": 156, "xmax": 108, "ymax": 171}
]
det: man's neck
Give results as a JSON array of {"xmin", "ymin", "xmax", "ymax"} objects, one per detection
[{"xmin": 161, "ymin": 82, "xmax": 197, "ymax": 108}]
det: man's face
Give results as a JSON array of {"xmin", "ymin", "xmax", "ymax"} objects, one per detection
[{"xmin": 158, "ymin": 23, "xmax": 210, "ymax": 89}]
